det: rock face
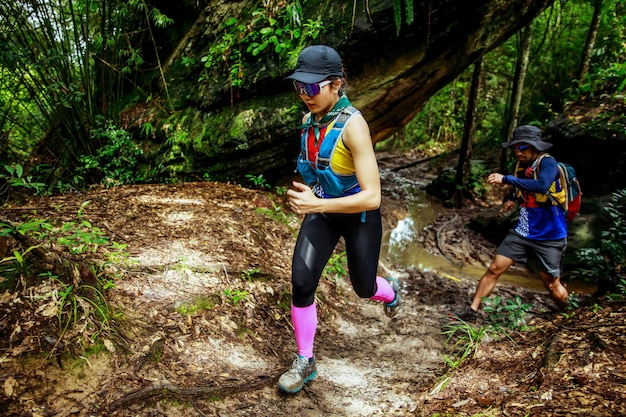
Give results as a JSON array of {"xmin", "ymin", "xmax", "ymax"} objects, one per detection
[
  {"xmin": 126, "ymin": 0, "xmax": 555, "ymax": 183},
  {"xmin": 546, "ymin": 101, "xmax": 626, "ymax": 197}
]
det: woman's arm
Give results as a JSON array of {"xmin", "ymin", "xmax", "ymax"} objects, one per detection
[{"xmin": 287, "ymin": 113, "xmax": 381, "ymax": 214}]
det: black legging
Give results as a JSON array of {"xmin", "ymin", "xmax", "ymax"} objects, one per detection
[{"xmin": 291, "ymin": 209, "xmax": 382, "ymax": 307}]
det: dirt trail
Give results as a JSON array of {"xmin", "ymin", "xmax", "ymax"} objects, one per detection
[{"xmin": 1, "ymin": 157, "xmax": 624, "ymax": 416}]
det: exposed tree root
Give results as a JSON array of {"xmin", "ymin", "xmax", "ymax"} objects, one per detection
[
  {"xmin": 108, "ymin": 376, "xmax": 275, "ymax": 411},
  {"xmin": 435, "ymin": 214, "xmax": 463, "ymax": 267}
]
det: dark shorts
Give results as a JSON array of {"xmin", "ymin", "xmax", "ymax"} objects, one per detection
[{"xmin": 496, "ymin": 232, "xmax": 567, "ymax": 277}]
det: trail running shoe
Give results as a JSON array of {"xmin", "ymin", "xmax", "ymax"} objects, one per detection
[
  {"xmin": 278, "ymin": 355, "xmax": 317, "ymax": 393},
  {"xmin": 384, "ymin": 277, "xmax": 402, "ymax": 318},
  {"xmin": 450, "ymin": 306, "xmax": 477, "ymax": 323}
]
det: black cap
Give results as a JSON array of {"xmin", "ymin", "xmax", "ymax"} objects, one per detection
[
  {"xmin": 285, "ymin": 45, "xmax": 343, "ymax": 84},
  {"xmin": 502, "ymin": 125, "xmax": 553, "ymax": 151}
]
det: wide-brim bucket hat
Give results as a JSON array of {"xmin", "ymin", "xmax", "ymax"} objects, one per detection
[
  {"xmin": 285, "ymin": 45, "xmax": 343, "ymax": 84},
  {"xmin": 502, "ymin": 125, "xmax": 553, "ymax": 151}
]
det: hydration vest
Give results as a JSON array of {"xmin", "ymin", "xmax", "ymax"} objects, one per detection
[
  {"xmin": 296, "ymin": 107, "xmax": 361, "ymax": 198},
  {"xmin": 515, "ymin": 153, "xmax": 581, "ymax": 222}
]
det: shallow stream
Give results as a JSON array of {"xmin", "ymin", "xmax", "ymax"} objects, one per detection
[{"xmin": 380, "ymin": 187, "xmax": 595, "ymax": 295}]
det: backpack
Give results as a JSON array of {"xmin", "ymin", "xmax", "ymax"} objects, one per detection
[
  {"xmin": 556, "ymin": 161, "xmax": 582, "ymax": 222},
  {"xmin": 515, "ymin": 153, "xmax": 582, "ymax": 222}
]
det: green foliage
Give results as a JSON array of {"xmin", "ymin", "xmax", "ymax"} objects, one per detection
[
  {"xmin": 323, "ymin": 251, "xmax": 347, "ymax": 282},
  {"xmin": 77, "ymin": 119, "xmax": 151, "ymax": 187},
  {"xmin": 441, "ymin": 320, "xmax": 489, "ymax": 369},
  {"xmin": 274, "ymin": 185, "xmax": 288, "ymax": 196},
  {"xmin": 0, "ymin": 164, "xmax": 48, "ymax": 196},
  {"xmin": 49, "ymin": 273, "xmax": 112, "ymax": 343},
  {"xmin": 575, "ymin": 188, "xmax": 626, "ymax": 291},
  {"xmin": 399, "ymin": 77, "xmax": 471, "ymax": 152},
  {"xmin": 223, "ymin": 288, "xmax": 249, "ymax": 305},
  {"xmin": 0, "ymin": 245, "xmax": 41, "ymax": 290},
  {"xmin": 482, "ymin": 295, "xmax": 532, "ymax": 331},
  {"xmin": 392, "ymin": 0, "xmax": 415, "ymax": 36},
  {"xmin": 246, "ymin": 174, "xmax": 271, "ymax": 190},
  {"xmin": 199, "ymin": 1, "xmax": 324, "ymax": 88},
  {"xmin": 176, "ymin": 295, "xmax": 220, "ymax": 315},
  {"xmin": 565, "ymin": 61, "xmax": 626, "ymax": 138},
  {"xmin": 569, "ymin": 61, "xmax": 626, "ymax": 99},
  {"xmin": 399, "ymin": 0, "xmax": 625, "ymax": 156},
  {"xmin": 49, "ymin": 201, "xmax": 109, "ymax": 254},
  {"xmin": 607, "ymin": 278, "xmax": 626, "ymax": 301},
  {"xmin": 256, "ymin": 204, "xmax": 296, "ymax": 228},
  {"xmin": 241, "ymin": 267, "xmax": 260, "ymax": 282},
  {"xmin": 0, "ymin": 0, "xmax": 172, "ymax": 188},
  {"xmin": 0, "ymin": 201, "xmax": 127, "ymax": 353}
]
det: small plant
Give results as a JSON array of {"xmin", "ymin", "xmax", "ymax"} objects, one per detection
[
  {"xmin": 0, "ymin": 245, "xmax": 41, "ymax": 289},
  {"xmin": 323, "ymin": 251, "xmax": 347, "ymax": 282},
  {"xmin": 256, "ymin": 204, "xmax": 296, "ymax": 227},
  {"xmin": 105, "ymin": 241, "xmax": 134, "ymax": 267},
  {"xmin": 274, "ymin": 185, "xmax": 288, "ymax": 196},
  {"xmin": 241, "ymin": 267, "xmax": 260, "ymax": 282},
  {"xmin": 607, "ymin": 278, "xmax": 626, "ymax": 301},
  {"xmin": 223, "ymin": 289, "xmax": 249, "ymax": 305},
  {"xmin": 567, "ymin": 292, "xmax": 581, "ymax": 311},
  {"xmin": 0, "ymin": 163, "xmax": 47, "ymax": 196},
  {"xmin": 53, "ymin": 203, "xmax": 110, "ymax": 254},
  {"xmin": 441, "ymin": 320, "xmax": 488, "ymax": 369},
  {"xmin": 246, "ymin": 174, "xmax": 271, "ymax": 190},
  {"xmin": 482, "ymin": 295, "xmax": 531, "ymax": 331},
  {"xmin": 42, "ymin": 273, "xmax": 112, "ymax": 348}
]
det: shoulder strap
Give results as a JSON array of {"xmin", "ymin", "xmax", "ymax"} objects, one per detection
[
  {"xmin": 317, "ymin": 106, "xmax": 358, "ymax": 159},
  {"xmin": 530, "ymin": 153, "xmax": 552, "ymax": 178}
]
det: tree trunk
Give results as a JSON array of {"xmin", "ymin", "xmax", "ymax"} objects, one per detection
[
  {"xmin": 453, "ymin": 58, "xmax": 483, "ymax": 208},
  {"xmin": 500, "ymin": 22, "xmax": 534, "ymax": 173},
  {"xmin": 577, "ymin": 0, "xmax": 602, "ymax": 81}
]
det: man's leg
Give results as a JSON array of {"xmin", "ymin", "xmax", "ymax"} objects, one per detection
[
  {"xmin": 470, "ymin": 254, "xmax": 515, "ymax": 311},
  {"xmin": 539, "ymin": 272, "xmax": 569, "ymax": 310}
]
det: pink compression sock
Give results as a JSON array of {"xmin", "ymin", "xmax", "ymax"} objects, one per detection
[
  {"xmin": 291, "ymin": 303, "xmax": 317, "ymax": 358},
  {"xmin": 370, "ymin": 276, "xmax": 396, "ymax": 303}
]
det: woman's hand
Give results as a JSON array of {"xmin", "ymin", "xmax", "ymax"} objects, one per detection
[{"xmin": 287, "ymin": 181, "xmax": 320, "ymax": 214}]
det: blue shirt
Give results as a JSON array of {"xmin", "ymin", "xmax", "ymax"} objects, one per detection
[{"xmin": 502, "ymin": 154, "xmax": 567, "ymax": 241}]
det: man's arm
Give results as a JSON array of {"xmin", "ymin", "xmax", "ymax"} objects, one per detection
[{"xmin": 502, "ymin": 156, "xmax": 558, "ymax": 193}]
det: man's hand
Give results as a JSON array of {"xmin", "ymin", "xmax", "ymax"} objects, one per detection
[
  {"xmin": 501, "ymin": 200, "xmax": 516, "ymax": 212},
  {"xmin": 487, "ymin": 173, "xmax": 504, "ymax": 185}
]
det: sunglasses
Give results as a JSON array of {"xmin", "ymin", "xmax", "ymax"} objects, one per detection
[
  {"xmin": 293, "ymin": 80, "xmax": 331, "ymax": 97},
  {"xmin": 511, "ymin": 144, "xmax": 531, "ymax": 152}
]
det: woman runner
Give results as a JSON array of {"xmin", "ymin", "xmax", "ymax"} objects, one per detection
[{"xmin": 278, "ymin": 45, "xmax": 402, "ymax": 394}]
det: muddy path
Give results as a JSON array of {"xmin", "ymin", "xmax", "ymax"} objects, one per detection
[{"xmin": 1, "ymin": 152, "xmax": 624, "ymax": 416}]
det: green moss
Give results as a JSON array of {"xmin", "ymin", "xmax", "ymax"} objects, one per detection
[{"xmin": 176, "ymin": 294, "xmax": 221, "ymax": 315}]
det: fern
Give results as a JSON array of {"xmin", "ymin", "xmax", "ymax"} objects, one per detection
[
  {"xmin": 392, "ymin": 0, "xmax": 415, "ymax": 36},
  {"xmin": 393, "ymin": 0, "xmax": 402, "ymax": 36},
  {"xmin": 405, "ymin": 0, "xmax": 414, "ymax": 26}
]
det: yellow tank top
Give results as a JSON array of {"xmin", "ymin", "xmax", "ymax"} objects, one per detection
[{"xmin": 325, "ymin": 119, "xmax": 355, "ymax": 175}]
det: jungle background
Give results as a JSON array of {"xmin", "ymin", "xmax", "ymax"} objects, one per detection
[{"xmin": 1, "ymin": 0, "xmax": 626, "ymax": 416}]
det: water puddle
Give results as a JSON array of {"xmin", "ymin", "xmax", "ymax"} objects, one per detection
[{"xmin": 381, "ymin": 188, "xmax": 594, "ymax": 294}]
